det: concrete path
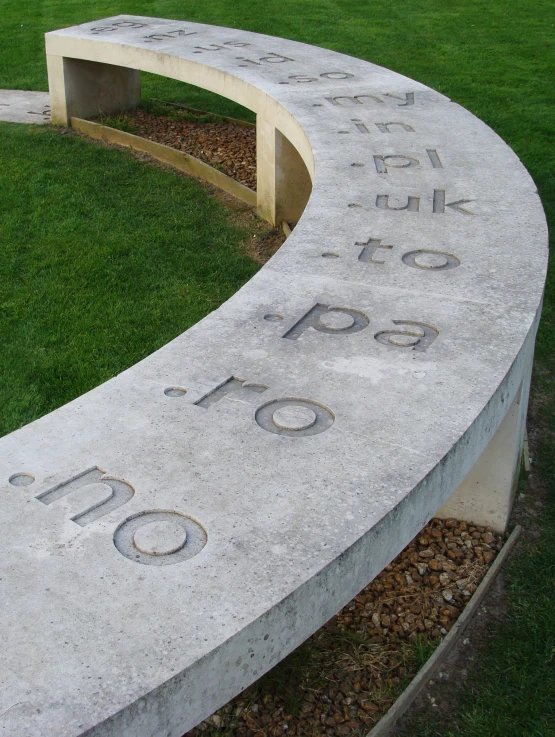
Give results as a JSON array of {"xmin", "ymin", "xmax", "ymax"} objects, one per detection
[{"xmin": 0, "ymin": 89, "xmax": 50, "ymax": 123}]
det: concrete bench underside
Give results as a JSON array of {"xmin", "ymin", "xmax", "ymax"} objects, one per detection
[{"xmin": 0, "ymin": 16, "xmax": 548, "ymax": 737}]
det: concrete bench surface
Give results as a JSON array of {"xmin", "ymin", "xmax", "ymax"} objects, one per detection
[{"xmin": 0, "ymin": 15, "xmax": 548, "ymax": 737}]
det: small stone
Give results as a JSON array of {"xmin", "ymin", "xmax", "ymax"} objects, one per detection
[{"xmin": 442, "ymin": 589, "xmax": 454, "ymax": 602}]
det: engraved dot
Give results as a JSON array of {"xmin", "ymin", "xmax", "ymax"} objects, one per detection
[
  {"xmin": 319, "ymin": 311, "xmax": 355, "ymax": 330},
  {"xmin": 322, "ymin": 252, "xmax": 340, "ymax": 258},
  {"xmin": 390, "ymin": 334, "xmax": 420, "ymax": 347},
  {"xmin": 413, "ymin": 371, "xmax": 427, "ymax": 379},
  {"xmin": 164, "ymin": 386, "xmax": 187, "ymax": 397},
  {"xmin": 9, "ymin": 473, "xmax": 35, "ymax": 487},
  {"xmin": 321, "ymin": 72, "xmax": 352, "ymax": 79},
  {"xmin": 351, "ymin": 163, "xmax": 365, "ymax": 167},
  {"xmin": 264, "ymin": 313, "xmax": 283, "ymax": 322},
  {"xmin": 413, "ymin": 252, "xmax": 450, "ymax": 269},
  {"xmin": 133, "ymin": 520, "xmax": 187, "ymax": 556},
  {"xmin": 272, "ymin": 406, "xmax": 317, "ymax": 431}
]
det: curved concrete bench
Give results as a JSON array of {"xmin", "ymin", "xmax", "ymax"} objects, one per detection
[{"xmin": 0, "ymin": 16, "xmax": 548, "ymax": 737}]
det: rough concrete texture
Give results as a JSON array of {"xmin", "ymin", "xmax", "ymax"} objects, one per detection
[
  {"xmin": 0, "ymin": 16, "xmax": 548, "ymax": 737},
  {"xmin": 0, "ymin": 89, "xmax": 50, "ymax": 123}
]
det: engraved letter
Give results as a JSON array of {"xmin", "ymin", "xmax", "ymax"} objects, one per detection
[
  {"xmin": 374, "ymin": 321, "xmax": 438, "ymax": 352},
  {"xmin": 194, "ymin": 377, "xmax": 268, "ymax": 408},
  {"xmin": 90, "ymin": 26, "xmax": 117, "ymax": 34},
  {"xmin": 433, "ymin": 190, "xmax": 474, "ymax": 215},
  {"xmin": 144, "ymin": 31, "xmax": 196, "ymax": 41},
  {"xmin": 282, "ymin": 303, "xmax": 370, "ymax": 340},
  {"xmin": 354, "ymin": 237, "xmax": 393, "ymax": 264},
  {"xmin": 374, "ymin": 155, "xmax": 419, "ymax": 173},
  {"xmin": 259, "ymin": 53, "xmax": 293, "ymax": 63},
  {"xmin": 402, "ymin": 250, "xmax": 460, "ymax": 270},
  {"xmin": 384, "ymin": 92, "xmax": 414, "ymax": 106},
  {"xmin": 255, "ymin": 398, "xmax": 335, "ymax": 437},
  {"xmin": 376, "ymin": 195, "xmax": 420, "ymax": 212},
  {"xmin": 114, "ymin": 510, "xmax": 207, "ymax": 566},
  {"xmin": 36, "ymin": 467, "xmax": 134, "ymax": 527},
  {"xmin": 352, "ymin": 119, "xmax": 370, "ymax": 134},
  {"xmin": 194, "ymin": 44, "xmax": 226, "ymax": 51},
  {"xmin": 113, "ymin": 21, "xmax": 148, "ymax": 28},
  {"xmin": 320, "ymin": 72, "xmax": 354, "ymax": 79},
  {"xmin": 427, "ymin": 149, "xmax": 443, "ymax": 168},
  {"xmin": 375, "ymin": 122, "xmax": 415, "ymax": 133},
  {"xmin": 289, "ymin": 75, "xmax": 317, "ymax": 83},
  {"xmin": 167, "ymin": 29, "xmax": 196, "ymax": 37},
  {"xmin": 325, "ymin": 95, "xmax": 384, "ymax": 106}
]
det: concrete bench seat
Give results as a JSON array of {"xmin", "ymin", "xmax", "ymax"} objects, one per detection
[{"xmin": 0, "ymin": 16, "xmax": 548, "ymax": 737}]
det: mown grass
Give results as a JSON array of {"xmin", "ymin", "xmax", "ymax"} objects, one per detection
[
  {"xmin": 0, "ymin": 123, "xmax": 260, "ymax": 436},
  {"xmin": 0, "ymin": 0, "xmax": 554, "ymax": 734}
]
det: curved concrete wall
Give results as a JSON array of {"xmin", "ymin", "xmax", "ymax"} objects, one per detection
[{"xmin": 0, "ymin": 15, "xmax": 548, "ymax": 737}]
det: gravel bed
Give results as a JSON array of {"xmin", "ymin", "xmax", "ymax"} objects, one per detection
[
  {"xmin": 185, "ymin": 518, "xmax": 504, "ymax": 737},
  {"xmin": 111, "ymin": 106, "xmax": 257, "ymax": 190}
]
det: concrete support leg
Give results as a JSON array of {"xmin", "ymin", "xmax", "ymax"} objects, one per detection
[
  {"xmin": 47, "ymin": 55, "xmax": 140, "ymax": 126},
  {"xmin": 437, "ymin": 362, "xmax": 533, "ymax": 533},
  {"xmin": 256, "ymin": 116, "xmax": 312, "ymax": 226}
]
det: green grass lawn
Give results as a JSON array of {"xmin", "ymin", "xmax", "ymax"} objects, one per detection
[
  {"xmin": 0, "ymin": 123, "xmax": 260, "ymax": 436},
  {"xmin": 0, "ymin": 1, "xmax": 554, "ymax": 735}
]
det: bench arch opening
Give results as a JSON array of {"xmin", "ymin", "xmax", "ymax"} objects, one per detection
[{"xmin": 47, "ymin": 53, "xmax": 314, "ymax": 226}]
